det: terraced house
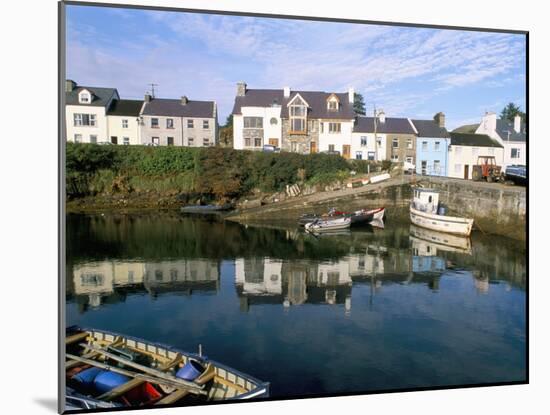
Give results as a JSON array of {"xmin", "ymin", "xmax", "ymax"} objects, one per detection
[
  {"xmin": 412, "ymin": 113, "xmax": 450, "ymax": 176},
  {"xmin": 140, "ymin": 94, "xmax": 218, "ymax": 147},
  {"xmin": 232, "ymin": 82, "xmax": 356, "ymax": 156}
]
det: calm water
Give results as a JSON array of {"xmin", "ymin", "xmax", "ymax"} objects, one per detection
[{"xmin": 66, "ymin": 212, "xmax": 526, "ymax": 398}]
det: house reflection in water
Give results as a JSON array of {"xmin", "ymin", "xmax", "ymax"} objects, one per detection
[
  {"xmin": 235, "ymin": 258, "xmax": 352, "ymax": 314},
  {"xmin": 71, "ymin": 259, "xmax": 220, "ymax": 309}
]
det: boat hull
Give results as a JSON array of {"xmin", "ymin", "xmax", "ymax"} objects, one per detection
[
  {"xmin": 305, "ymin": 217, "xmax": 351, "ymax": 233},
  {"xmin": 409, "ymin": 205, "xmax": 473, "ymax": 236}
]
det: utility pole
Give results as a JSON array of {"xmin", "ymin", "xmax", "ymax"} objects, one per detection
[
  {"xmin": 148, "ymin": 83, "xmax": 158, "ymax": 98},
  {"xmin": 373, "ymin": 105, "xmax": 378, "ymax": 162}
]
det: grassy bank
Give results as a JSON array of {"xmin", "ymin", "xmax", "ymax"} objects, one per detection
[{"xmin": 66, "ymin": 143, "xmax": 388, "ymax": 209}]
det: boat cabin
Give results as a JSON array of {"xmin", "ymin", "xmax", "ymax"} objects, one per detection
[{"xmin": 412, "ymin": 188, "xmax": 440, "ymax": 215}]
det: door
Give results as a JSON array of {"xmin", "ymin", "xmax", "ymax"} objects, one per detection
[
  {"xmin": 421, "ymin": 161, "xmax": 427, "ymax": 175},
  {"xmin": 111, "ymin": 136, "xmax": 118, "ymax": 145},
  {"xmin": 310, "ymin": 141, "xmax": 317, "ymax": 154},
  {"xmin": 269, "ymin": 138, "xmax": 279, "ymax": 147},
  {"xmin": 343, "ymin": 144, "xmax": 351, "ymax": 159},
  {"xmin": 464, "ymin": 164, "xmax": 469, "ymax": 179}
]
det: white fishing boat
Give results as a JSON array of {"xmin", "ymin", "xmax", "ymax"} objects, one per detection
[
  {"xmin": 410, "ymin": 188, "xmax": 474, "ymax": 236},
  {"xmin": 305, "ymin": 217, "xmax": 351, "ymax": 233},
  {"xmin": 409, "ymin": 224, "xmax": 472, "ymax": 254}
]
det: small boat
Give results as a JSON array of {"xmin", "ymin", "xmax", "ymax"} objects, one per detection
[
  {"xmin": 180, "ymin": 203, "xmax": 233, "ymax": 214},
  {"xmin": 305, "ymin": 217, "xmax": 352, "ymax": 233},
  {"xmin": 410, "ymin": 188, "xmax": 473, "ymax": 236},
  {"xmin": 298, "ymin": 207, "xmax": 384, "ymax": 227},
  {"xmin": 65, "ymin": 327, "xmax": 269, "ymax": 411}
]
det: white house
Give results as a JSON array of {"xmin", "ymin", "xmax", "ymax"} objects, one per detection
[
  {"xmin": 231, "ymin": 82, "xmax": 356, "ymax": 156},
  {"xmin": 475, "ymin": 112, "xmax": 526, "ymax": 168},
  {"xmin": 106, "ymin": 100, "xmax": 144, "ymax": 145},
  {"xmin": 65, "ymin": 80, "xmax": 119, "ymax": 143},
  {"xmin": 448, "ymin": 132, "xmax": 504, "ymax": 179}
]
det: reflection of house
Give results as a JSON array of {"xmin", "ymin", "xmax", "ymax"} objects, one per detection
[
  {"xmin": 72, "ymin": 262, "xmax": 116, "ymax": 307},
  {"xmin": 144, "ymin": 260, "xmax": 220, "ymax": 294},
  {"xmin": 235, "ymin": 258, "xmax": 283, "ymax": 296}
]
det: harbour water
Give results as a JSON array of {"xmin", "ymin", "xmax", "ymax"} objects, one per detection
[{"xmin": 66, "ymin": 212, "xmax": 526, "ymax": 398}]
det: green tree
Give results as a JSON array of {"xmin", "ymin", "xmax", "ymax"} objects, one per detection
[
  {"xmin": 500, "ymin": 102, "xmax": 526, "ymax": 123},
  {"xmin": 353, "ymin": 93, "xmax": 366, "ymax": 115}
]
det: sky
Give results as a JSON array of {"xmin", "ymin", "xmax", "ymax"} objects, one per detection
[{"xmin": 66, "ymin": 4, "xmax": 526, "ymax": 130}]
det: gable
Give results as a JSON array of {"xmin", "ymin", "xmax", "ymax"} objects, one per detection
[{"xmin": 287, "ymin": 93, "xmax": 309, "ymax": 107}]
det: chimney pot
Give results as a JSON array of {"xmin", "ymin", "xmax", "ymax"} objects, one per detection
[
  {"xmin": 237, "ymin": 81, "xmax": 247, "ymax": 97},
  {"xmin": 181, "ymin": 96, "xmax": 188, "ymax": 105},
  {"xmin": 283, "ymin": 86, "xmax": 290, "ymax": 98},
  {"xmin": 144, "ymin": 94, "xmax": 152, "ymax": 103}
]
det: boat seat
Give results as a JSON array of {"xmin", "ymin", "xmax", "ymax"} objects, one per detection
[
  {"xmin": 155, "ymin": 363, "xmax": 216, "ymax": 405},
  {"xmin": 96, "ymin": 378, "xmax": 146, "ymax": 401}
]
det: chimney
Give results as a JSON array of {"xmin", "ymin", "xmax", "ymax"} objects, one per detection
[
  {"xmin": 237, "ymin": 81, "xmax": 247, "ymax": 97},
  {"xmin": 283, "ymin": 86, "xmax": 290, "ymax": 98},
  {"xmin": 482, "ymin": 111, "xmax": 497, "ymax": 133},
  {"xmin": 434, "ymin": 112, "xmax": 445, "ymax": 128},
  {"xmin": 144, "ymin": 94, "xmax": 152, "ymax": 103},
  {"xmin": 181, "ymin": 96, "xmax": 189, "ymax": 105},
  {"xmin": 65, "ymin": 79, "xmax": 76, "ymax": 92},
  {"xmin": 348, "ymin": 87, "xmax": 355, "ymax": 104},
  {"xmin": 513, "ymin": 115, "xmax": 521, "ymax": 133},
  {"xmin": 378, "ymin": 110, "xmax": 386, "ymax": 124}
]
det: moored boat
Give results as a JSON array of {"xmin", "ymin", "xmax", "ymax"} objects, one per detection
[
  {"xmin": 410, "ymin": 188, "xmax": 473, "ymax": 236},
  {"xmin": 65, "ymin": 326, "xmax": 269, "ymax": 411},
  {"xmin": 298, "ymin": 207, "xmax": 384, "ymax": 227},
  {"xmin": 409, "ymin": 224, "xmax": 472, "ymax": 254},
  {"xmin": 304, "ymin": 217, "xmax": 352, "ymax": 233}
]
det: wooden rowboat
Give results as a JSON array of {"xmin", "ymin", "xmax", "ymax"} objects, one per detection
[
  {"xmin": 305, "ymin": 217, "xmax": 352, "ymax": 233},
  {"xmin": 64, "ymin": 326, "xmax": 269, "ymax": 412}
]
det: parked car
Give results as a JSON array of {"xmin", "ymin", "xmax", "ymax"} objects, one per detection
[
  {"xmin": 262, "ymin": 144, "xmax": 280, "ymax": 152},
  {"xmin": 97, "ymin": 141, "xmax": 113, "ymax": 145},
  {"xmin": 322, "ymin": 150, "xmax": 341, "ymax": 156}
]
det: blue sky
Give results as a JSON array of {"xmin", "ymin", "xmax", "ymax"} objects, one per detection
[{"xmin": 66, "ymin": 5, "xmax": 526, "ymax": 130}]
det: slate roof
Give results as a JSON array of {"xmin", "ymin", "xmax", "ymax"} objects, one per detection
[
  {"xmin": 450, "ymin": 132, "xmax": 503, "ymax": 148},
  {"xmin": 66, "ymin": 86, "xmax": 118, "ymax": 107},
  {"xmin": 495, "ymin": 119, "xmax": 526, "ymax": 142},
  {"xmin": 142, "ymin": 98, "xmax": 216, "ymax": 118},
  {"xmin": 232, "ymin": 89, "xmax": 355, "ymax": 119},
  {"xmin": 411, "ymin": 119, "xmax": 450, "ymax": 138},
  {"xmin": 107, "ymin": 99, "xmax": 143, "ymax": 117},
  {"xmin": 353, "ymin": 116, "xmax": 416, "ymax": 134},
  {"xmin": 452, "ymin": 123, "xmax": 479, "ymax": 134}
]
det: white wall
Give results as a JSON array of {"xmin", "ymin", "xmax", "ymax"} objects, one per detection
[
  {"xmin": 318, "ymin": 120, "xmax": 354, "ymax": 153},
  {"xmin": 233, "ymin": 106, "xmax": 282, "ymax": 150},
  {"xmin": 502, "ymin": 142, "xmax": 526, "ymax": 168},
  {"xmin": 351, "ymin": 133, "xmax": 387, "ymax": 161},
  {"xmin": 65, "ymin": 105, "xmax": 108, "ymax": 143},
  {"xmin": 107, "ymin": 115, "xmax": 141, "ymax": 145},
  {"xmin": 448, "ymin": 145, "xmax": 504, "ymax": 179}
]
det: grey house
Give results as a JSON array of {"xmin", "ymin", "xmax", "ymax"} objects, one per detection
[{"xmin": 140, "ymin": 94, "xmax": 218, "ymax": 147}]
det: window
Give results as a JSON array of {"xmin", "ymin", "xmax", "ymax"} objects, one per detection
[
  {"xmin": 328, "ymin": 100, "xmax": 338, "ymax": 111},
  {"xmin": 187, "ymin": 119, "xmax": 194, "ymax": 128},
  {"xmin": 392, "ymin": 138, "xmax": 399, "ymax": 148},
  {"xmin": 152, "ymin": 137, "xmax": 159, "ymax": 145},
  {"xmin": 151, "ymin": 118, "xmax": 159, "ymax": 128},
  {"xmin": 203, "ymin": 138, "xmax": 210, "ymax": 146},
  {"xmin": 289, "ymin": 97, "xmax": 307, "ymax": 133},
  {"xmin": 511, "ymin": 148, "xmax": 521, "ymax": 158},
  {"xmin": 421, "ymin": 160, "xmax": 427, "ymax": 175},
  {"xmin": 407, "ymin": 138, "xmax": 413, "ymax": 149},
  {"xmin": 454, "ymin": 163, "xmax": 461, "ymax": 173},
  {"xmin": 244, "ymin": 137, "xmax": 251, "ymax": 147},
  {"xmin": 328, "ymin": 123, "xmax": 341, "ymax": 133},
  {"xmin": 320, "ymin": 122, "xmax": 324, "ymax": 133},
  {"xmin": 203, "ymin": 120, "xmax": 210, "ymax": 129},
  {"xmin": 434, "ymin": 160, "xmax": 441, "ymax": 174},
  {"xmin": 244, "ymin": 117, "xmax": 263, "ymax": 129},
  {"xmin": 434, "ymin": 141, "xmax": 440, "ymax": 151},
  {"xmin": 355, "ymin": 151, "xmax": 363, "ymax": 160},
  {"xmin": 123, "ymin": 137, "xmax": 130, "ymax": 145},
  {"xmin": 89, "ymin": 134, "xmax": 97, "ymax": 144},
  {"xmin": 167, "ymin": 137, "xmax": 174, "ymax": 146},
  {"xmin": 328, "ymin": 144, "xmax": 335, "ymax": 152},
  {"xmin": 406, "ymin": 156, "xmax": 413, "ymax": 164},
  {"xmin": 188, "ymin": 137, "xmax": 194, "ymax": 146},
  {"xmin": 270, "ymin": 117, "xmax": 278, "ymax": 125},
  {"xmin": 122, "ymin": 119, "xmax": 128, "ymax": 128},
  {"xmin": 166, "ymin": 118, "xmax": 174, "ymax": 129},
  {"xmin": 391, "ymin": 154, "xmax": 399, "ymax": 161},
  {"xmin": 79, "ymin": 92, "xmax": 90, "ymax": 103},
  {"xmin": 367, "ymin": 151, "xmax": 375, "ymax": 160},
  {"xmin": 111, "ymin": 136, "xmax": 118, "ymax": 145},
  {"xmin": 254, "ymin": 138, "xmax": 262, "ymax": 147},
  {"xmin": 422, "ymin": 141, "xmax": 428, "ymax": 151},
  {"xmin": 360, "ymin": 136, "xmax": 367, "ymax": 146},
  {"xmin": 74, "ymin": 134, "xmax": 82, "ymax": 143},
  {"xmin": 73, "ymin": 113, "xmax": 96, "ymax": 126}
]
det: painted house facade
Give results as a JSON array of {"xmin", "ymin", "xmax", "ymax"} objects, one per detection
[
  {"xmin": 448, "ymin": 132, "xmax": 504, "ymax": 179},
  {"xmin": 140, "ymin": 94, "xmax": 218, "ymax": 147},
  {"xmin": 232, "ymin": 82, "xmax": 356, "ymax": 156},
  {"xmin": 475, "ymin": 112, "xmax": 526, "ymax": 169},
  {"xmin": 106, "ymin": 99, "xmax": 144, "ymax": 145},
  {"xmin": 65, "ymin": 80, "xmax": 119, "ymax": 143},
  {"xmin": 412, "ymin": 113, "xmax": 451, "ymax": 176}
]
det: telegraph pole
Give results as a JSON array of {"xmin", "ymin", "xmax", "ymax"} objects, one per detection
[{"xmin": 373, "ymin": 105, "xmax": 378, "ymax": 161}]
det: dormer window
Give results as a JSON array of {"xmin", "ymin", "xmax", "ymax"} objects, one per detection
[
  {"xmin": 78, "ymin": 89, "xmax": 92, "ymax": 104},
  {"xmin": 326, "ymin": 94, "xmax": 340, "ymax": 111}
]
